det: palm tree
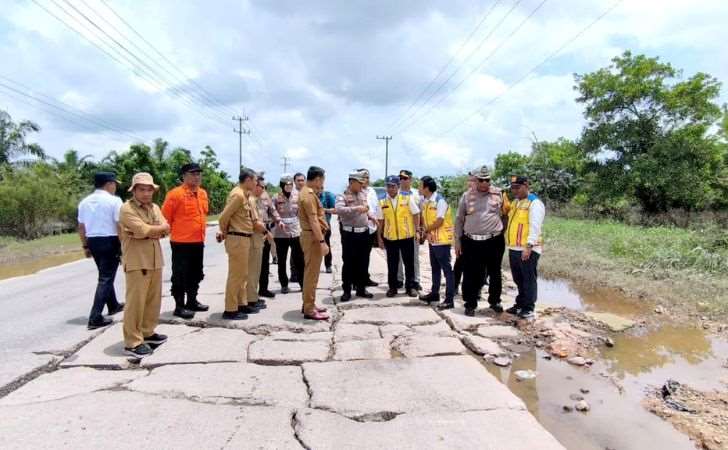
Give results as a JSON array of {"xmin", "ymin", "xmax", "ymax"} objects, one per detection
[
  {"xmin": 0, "ymin": 110, "xmax": 45, "ymax": 165},
  {"xmin": 53, "ymin": 149, "xmax": 94, "ymax": 173}
]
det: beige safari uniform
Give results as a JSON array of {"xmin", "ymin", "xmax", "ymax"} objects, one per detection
[
  {"xmin": 119, "ymin": 199, "xmax": 168, "ymax": 348},
  {"xmin": 219, "ymin": 185, "xmax": 258, "ymax": 312},
  {"xmin": 298, "ymin": 186, "xmax": 328, "ymax": 314}
]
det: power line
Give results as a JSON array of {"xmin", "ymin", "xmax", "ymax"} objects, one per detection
[
  {"xmin": 435, "ymin": 1, "xmax": 623, "ymax": 138},
  {"xmin": 396, "ymin": 0, "xmax": 548, "ymax": 134},
  {"xmin": 391, "ymin": 0, "xmax": 526, "ymax": 134},
  {"xmin": 0, "ymin": 77, "xmax": 146, "ymax": 141},
  {"xmin": 56, "ymin": 0, "xmax": 230, "ymax": 126},
  {"xmin": 387, "ymin": 0, "xmax": 503, "ymax": 131}
]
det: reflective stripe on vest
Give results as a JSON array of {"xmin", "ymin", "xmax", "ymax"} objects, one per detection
[
  {"xmin": 506, "ymin": 193, "xmax": 543, "ymax": 248},
  {"xmin": 422, "ymin": 194, "xmax": 453, "ymax": 245},
  {"xmin": 379, "ymin": 195, "xmax": 416, "ymax": 240}
]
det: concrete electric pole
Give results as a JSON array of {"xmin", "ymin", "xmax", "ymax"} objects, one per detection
[
  {"xmin": 233, "ymin": 115, "xmax": 250, "ymax": 170},
  {"xmin": 376, "ymin": 135, "xmax": 392, "ymax": 179}
]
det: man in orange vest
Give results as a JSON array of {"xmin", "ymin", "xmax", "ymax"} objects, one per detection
[
  {"xmin": 505, "ymin": 176, "xmax": 545, "ymax": 320},
  {"xmin": 161, "ymin": 163, "xmax": 209, "ymax": 320},
  {"xmin": 417, "ymin": 176, "xmax": 455, "ymax": 310}
]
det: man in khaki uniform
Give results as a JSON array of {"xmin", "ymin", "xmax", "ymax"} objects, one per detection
[
  {"xmin": 119, "ymin": 172, "xmax": 169, "ymax": 358},
  {"xmin": 217, "ymin": 168, "xmax": 265, "ymax": 320},
  {"xmin": 246, "ymin": 173, "xmax": 276, "ymax": 312},
  {"xmin": 298, "ymin": 166, "xmax": 330, "ymax": 320}
]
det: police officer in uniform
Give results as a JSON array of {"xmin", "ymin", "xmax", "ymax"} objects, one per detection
[
  {"xmin": 335, "ymin": 170, "xmax": 374, "ymax": 302},
  {"xmin": 217, "ymin": 169, "xmax": 265, "ymax": 320},
  {"xmin": 118, "ymin": 172, "xmax": 169, "ymax": 358},
  {"xmin": 297, "ymin": 166, "xmax": 330, "ymax": 320},
  {"xmin": 246, "ymin": 173, "xmax": 276, "ymax": 311},
  {"xmin": 454, "ymin": 166, "xmax": 510, "ymax": 317},
  {"xmin": 274, "ymin": 174, "xmax": 305, "ymax": 294}
]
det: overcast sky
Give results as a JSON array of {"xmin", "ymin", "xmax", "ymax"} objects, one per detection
[{"xmin": 2, "ymin": 0, "xmax": 727, "ymax": 190}]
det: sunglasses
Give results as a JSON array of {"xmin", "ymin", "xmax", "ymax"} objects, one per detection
[{"xmin": 477, "ymin": 178, "xmax": 491, "ymax": 183}]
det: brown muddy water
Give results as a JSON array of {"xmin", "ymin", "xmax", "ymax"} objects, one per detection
[
  {"xmin": 487, "ymin": 277, "xmax": 728, "ymax": 450},
  {"xmin": 0, "ymin": 251, "xmax": 84, "ymax": 280}
]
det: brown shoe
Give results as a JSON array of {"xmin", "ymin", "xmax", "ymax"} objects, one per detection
[{"xmin": 303, "ymin": 310, "xmax": 330, "ymax": 320}]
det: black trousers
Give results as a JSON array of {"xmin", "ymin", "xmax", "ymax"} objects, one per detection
[
  {"xmin": 259, "ymin": 238, "xmax": 272, "ymax": 292},
  {"xmin": 87, "ymin": 236, "xmax": 121, "ymax": 321},
  {"xmin": 341, "ymin": 230, "xmax": 369, "ymax": 293},
  {"xmin": 461, "ymin": 234, "xmax": 505, "ymax": 309},
  {"xmin": 453, "ymin": 253, "xmax": 464, "ymax": 292},
  {"xmin": 170, "ymin": 242, "xmax": 205, "ymax": 307},
  {"xmin": 275, "ymin": 237, "xmax": 304, "ymax": 288},
  {"xmin": 509, "ymin": 250, "xmax": 540, "ymax": 312},
  {"xmin": 323, "ymin": 228, "xmax": 333, "ymax": 269},
  {"xmin": 384, "ymin": 238, "xmax": 415, "ymax": 290}
]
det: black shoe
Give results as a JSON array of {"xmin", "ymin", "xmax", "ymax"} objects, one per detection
[
  {"xmin": 173, "ymin": 307, "xmax": 195, "ymax": 319},
  {"xmin": 340, "ymin": 292, "xmax": 352, "ymax": 303},
  {"xmin": 366, "ymin": 279, "xmax": 379, "ymax": 287},
  {"xmin": 259, "ymin": 289, "xmax": 276, "ymax": 298},
  {"xmin": 144, "ymin": 333, "xmax": 168, "ymax": 345},
  {"xmin": 252, "ymin": 300, "xmax": 267, "ymax": 310},
  {"xmin": 186, "ymin": 301, "xmax": 209, "ymax": 312},
  {"xmin": 124, "ymin": 343, "xmax": 153, "ymax": 358},
  {"xmin": 386, "ymin": 288, "xmax": 397, "ymax": 298},
  {"xmin": 518, "ymin": 310, "xmax": 535, "ymax": 320},
  {"xmin": 222, "ymin": 310, "xmax": 247, "ymax": 320},
  {"xmin": 107, "ymin": 303, "xmax": 124, "ymax": 315},
  {"xmin": 396, "ymin": 281, "xmax": 404, "ymax": 289},
  {"xmin": 239, "ymin": 304, "xmax": 260, "ymax": 314},
  {"xmin": 490, "ymin": 304, "xmax": 504, "ymax": 314},
  {"xmin": 325, "ymin": 266, "xmax": 332, "ymax": 274},
  {"xmin": 419, "ymin": 292, "xmax": 440, "ymax": 304},
  {"xmin": 437, "ymin": 301, "xmax": 455, "ymax": 310},
  {"xmin": 87, "ymin": 317, "xmax": 113, "ymax": 330},
  {"xmin": 413, "ymin": 282, "xmax": 423, "ymax": 291},
  {"xmin": 271, "ymin": 257, "xmax": 278, "ymax": 265},
  {"xmin": 464, "ymin": 308, "xmax": 476, "ymax": 317},
  {"xmin": 356, "ymin": 290, "xmax": 374, "ymax": 299},
  {"xmin": 505, "ymin": 305, "xmax": 520, "ymax": 315},
  {"xmin": 281, "ymin": 286, "xmax": 290, "ymax": 294},
  {"xmin": 406, "ymin": 288, "xmax": 419, "ymax": 298}
]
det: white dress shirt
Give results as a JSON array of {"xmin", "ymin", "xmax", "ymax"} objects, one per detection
[
  {"xmin": 508, "ymin": 197, "xmax": 546, "ymax": 254},
  {"xmin": 376, "ymin": 194, "xmax": 420, "ymax": 219},
  {"xmin": 365, "ymin": 186, "xmax": 380, "ymax": 234},
  {"xmin": 77, "ymin": 189, "xmax": 123, "ymax": 237}
]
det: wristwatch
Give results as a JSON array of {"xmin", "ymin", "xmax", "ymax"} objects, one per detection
[
  {"xmin": 526, "ymin": 243, "xmax": 534, "ymax": 249},
  {"xmin": 319, "ymin": 239, "xmax": 325, "ymax": 243}
]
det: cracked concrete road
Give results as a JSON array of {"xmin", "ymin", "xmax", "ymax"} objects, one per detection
[{"xmin": 0, "ymin": 222, "xmax": 563, "ymax": 449}]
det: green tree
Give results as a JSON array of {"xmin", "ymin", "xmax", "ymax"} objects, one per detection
[
  {"xmin": 493, "ymin": 152, "xmax": 529, "ymax": 186},
  {"xmin": 0, "ymin": 110, "xmax": 45, "ymax": 166},
  {"xmin": 528, "ymin": 138, "xmax": 585, "ymax": 203},
  {"xmin": 575, "ymin": 51, "xmax": 724, "ymax": 212}
]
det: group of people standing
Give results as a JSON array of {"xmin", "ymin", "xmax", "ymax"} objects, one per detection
[{"xmin": 76, "ymin": 162, "xmax": 544, "ymax": 358}]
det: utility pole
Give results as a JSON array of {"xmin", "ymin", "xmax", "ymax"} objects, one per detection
[
  {"xmin": 281, "ymin": 156, "xmax": 291, "ymax": 174},
  {"xmin": 233, "ymin": 115, "xmax": 250, "ymax": 170},
  {"xmin": 376, "ymin": 135, "xmax": 392, "ymax": 179}
]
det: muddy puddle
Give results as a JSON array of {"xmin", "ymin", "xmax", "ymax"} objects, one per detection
[
  {"xmin": 487, "ymin": 277, "xmax": 728, "ymax": 449},
  {"xmin": 0, "ymin": 251, "xmax": 84, "ymax": 280}
]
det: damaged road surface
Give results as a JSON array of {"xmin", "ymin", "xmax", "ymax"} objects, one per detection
[{"xmin": 0, "ymin": 225, "xmax": 564, "ymax": 449}]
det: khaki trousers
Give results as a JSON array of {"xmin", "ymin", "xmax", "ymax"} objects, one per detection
[
  {"xmin": 300, "ymin": 230, "xmax": 323, "ymax": 315},
  {"xmin": 224, "ymin": 235, "xmax": 251, "ymax": 312},
  {"xmin": 246, "ymin": 233, "xmax": 264, "ymax": 304},
  {"xmin": 123, "ymin": 269, "xmax": 162, "ymax": 348}
]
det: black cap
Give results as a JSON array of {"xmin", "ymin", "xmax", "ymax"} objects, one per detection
[
  {"xmin": 399, "ymin": 169, "xmax": 413, "ymax": 179},
  {"xmin": 94, "ymin": 171, "xmax": 118, "ymax": 187},
  {"xmin": 510, "ymin": 175, "xmax": 529, "ymax": 185},
  {"xmin": 180, "ymin": 163, "xmax": 202, "ymax": 175}
]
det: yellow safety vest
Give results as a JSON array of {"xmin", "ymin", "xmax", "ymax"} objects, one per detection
[
  {"xmin": 422, "ymin": 194, "xmax": 453, "ymax": 245},
  {"xmin": 380, "ymin": 194, "xmax": 416, "ymax": 240},
  {"xmin": 506, "ymin": 193, "xmax": 543, "ymax": 248}
]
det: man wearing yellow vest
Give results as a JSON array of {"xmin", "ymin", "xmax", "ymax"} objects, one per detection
[
  {"xmin": 377, "ymin": 175, "xmax": 421, "ymax": 298},
  {"xmin": 417, "ymin": 176, "xmax": 455, "ymax": 310},
  {"xmin": 505, "ymin": 175, "xmax": 545, "ymax": 320}
]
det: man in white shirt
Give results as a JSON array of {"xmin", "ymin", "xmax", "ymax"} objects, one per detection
[
  {"xmin": 377, "ymin": 175, "xmax": 421, "ymax": 297},
  {"xmin": 505, "ymin": 176, "xmax": 546, "ymax": 320},
  {"xmin": 77, "ymin": 172, "xmax": 125, "ymax": 329},
  {"xmin": 359, "ymin": 168, "xmax": 381, "ymax": 287}
]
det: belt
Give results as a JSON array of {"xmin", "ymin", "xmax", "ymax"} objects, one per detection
[
  {"xmin": 466, "ymin": 232, "xmax": 499, "ymax": 241},
  {"xmin": 342, "ymin": 226, "xmax": 368, "ymax": 233},
  {"xmin": 281, "ymin": 217, "xmax": 298, "ymax": 224},
  {"xmin": 228, "ymin": 231, "xmax": 252, "ymax": 237}
]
